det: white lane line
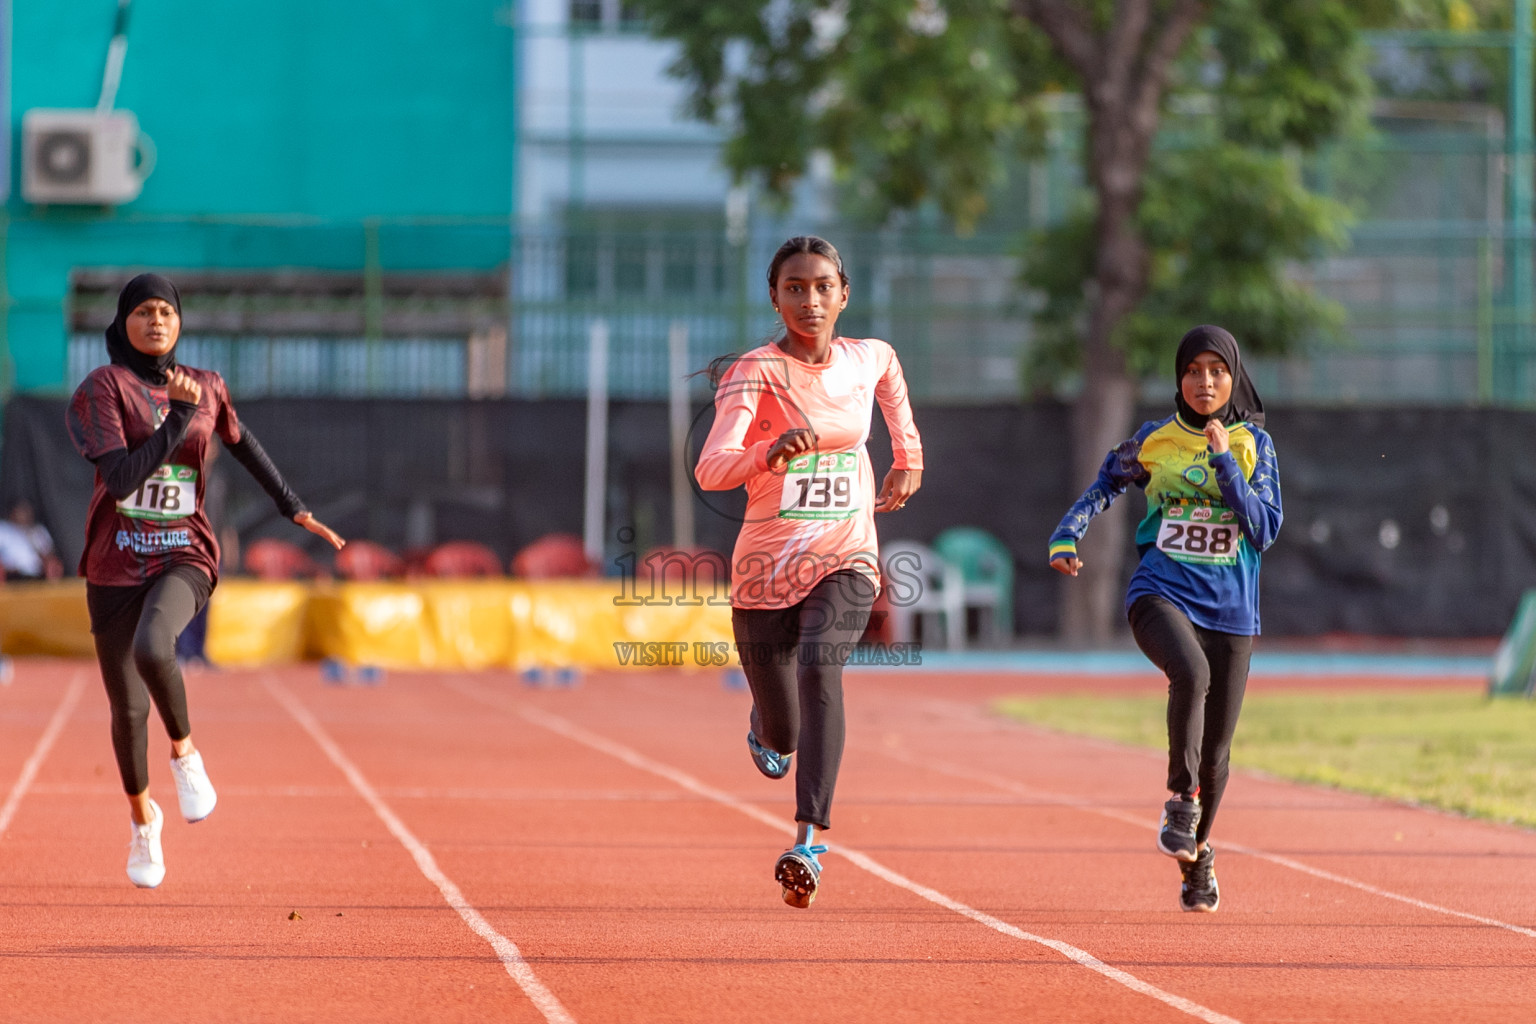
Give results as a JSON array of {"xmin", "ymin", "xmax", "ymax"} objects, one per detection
[
  {"xmin": 26, "ymin": 783, "xmax": 710, "ymax": 803},
  {"xmin": 486, "ymin": 694, "xmax": 1242, "ymax": 1024},
  {"xmin": 871, "ymin": 744, "xmax": 1536, "ymax": 940},
  {"xmin": 1219, "ymin": 844, "xmax": 1536, "ymax": 939},
  {"xmin": 0, "ymin": 671, "xmax": 88, "ymax": 839},
  {"xmin": 26, "ymin": 781, "xmax": 1087, "ymax": 807},
  {"xmin": 263, "ymin": 678, "xmax": 576, "ymax": 1024}
]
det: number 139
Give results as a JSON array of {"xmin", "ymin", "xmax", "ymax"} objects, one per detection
[{"xmin": 793, "ymin": 475, "xmax": 851, "ymax": 509}]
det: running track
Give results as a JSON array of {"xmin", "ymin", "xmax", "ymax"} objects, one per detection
[{"xmin": 2, "ymin": 659, "xmax": 1532, "ymax": 1023}]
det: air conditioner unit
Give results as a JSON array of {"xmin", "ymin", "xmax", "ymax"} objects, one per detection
[{"xmin": 22, "ymin": 109, "xmax": 154, "ymax": 205}]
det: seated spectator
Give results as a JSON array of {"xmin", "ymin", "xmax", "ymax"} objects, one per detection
[{"xmin": 0, "ymin": 500, "xmax": 62, "ymax": 581}]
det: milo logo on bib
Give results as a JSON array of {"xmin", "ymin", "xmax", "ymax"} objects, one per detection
[
  {"xmin": 116, "ymin": 464, "xmax": 198, "ymax": 522},
  {"xmin": 779, "ymin": 451, "xmax": 860, "ymax": 521},
  {"xmin": 1156, "ymin": 503, "xmax": 1240, "ymax": 565}
]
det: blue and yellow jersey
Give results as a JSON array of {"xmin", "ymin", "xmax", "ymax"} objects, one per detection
[{"xmin": 1049, "ymin": 414, "xmax": 1283, "ymax": 635}]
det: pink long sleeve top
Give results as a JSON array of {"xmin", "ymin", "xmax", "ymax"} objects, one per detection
[{"xmin": 695, "ymin": 338, "xmax": 924, "ymax": 609}]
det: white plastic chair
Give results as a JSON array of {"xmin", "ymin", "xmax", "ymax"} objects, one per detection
[{"xmin": 880, "ymin": 539, "xmax": 966, "ymax": 650}]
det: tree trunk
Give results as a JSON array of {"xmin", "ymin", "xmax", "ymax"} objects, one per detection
[
  {"xmin": 1011, "ymin": 0, "xmax": 1208, "ymax": 641},
  {"xmin": 1061, "ymin": 362, "xmax": 1138, "ymax": 643},
  {"xmin": 1059, "ymin": 109, "xmax": 1154, "ymax": 643}
]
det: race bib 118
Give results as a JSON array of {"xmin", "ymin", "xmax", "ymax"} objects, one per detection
[
  {"xmin": 779, "ymin": 451, "xmax": 860, "ymax": 521},
  {"xmin": 116, "ymin": 464, "xmax": 198, "ymax": 522},
  {"xmin": 1156, "ymin": 503, "xmax": 1241, "ymax": 566}
]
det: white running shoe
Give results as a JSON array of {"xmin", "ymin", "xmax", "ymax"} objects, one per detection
[
  {"xmin": 169, "ymin": 749, "xmax": 217, "ymax": 822},
  {"xmin": 127, "ymin": 799, "xmax": 166, "ymax": 888}
]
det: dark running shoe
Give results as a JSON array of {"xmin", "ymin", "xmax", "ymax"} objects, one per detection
[
  {"xmin": 747, "ymin": 730, "xmax": 792, "ymax": 779},
  {"xmin": 1157, "ymin": 797, "xmax": 1201, "ymax": 862},
  {"xmin": 1179, "ymin": 844, "xmax": 1219, "ymax": 913},
  {"xmin": 775, "ymin": 843, "xmax": 828, "ymax": 909}
]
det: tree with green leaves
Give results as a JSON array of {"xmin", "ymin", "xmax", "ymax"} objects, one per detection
[{"xmin": 637, "ymin": 0, "xmax": 1394, "ymax": 639}]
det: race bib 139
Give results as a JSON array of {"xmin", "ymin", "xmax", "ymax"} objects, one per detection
[{"xmin": 779, "ymin": 452, "xmax": 860, "ymax": 521}]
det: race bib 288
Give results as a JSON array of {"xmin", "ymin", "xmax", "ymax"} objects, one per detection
[{"xmin": 1156, "ymin": 503, "xmax": 1241, "ymax": 566}]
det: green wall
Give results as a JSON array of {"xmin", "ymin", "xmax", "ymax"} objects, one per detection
[{"xmin": 6, "ymin": 0, "xmax": 514, "ymax": 391}]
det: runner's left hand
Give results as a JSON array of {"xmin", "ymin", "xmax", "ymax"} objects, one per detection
[
  {"xmin": 1204, "ymin": 420, "xmax": 1230, "ymax": 455},
  {"xmin": 295, "ymin": 512, "xmax": 346, "ymax": 551},
  {"xmin": 875, "ymin": 469, "xmax": 921, "ymax": 512}
]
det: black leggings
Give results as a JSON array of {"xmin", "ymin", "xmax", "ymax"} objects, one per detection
[
  {"xmin": 1128, "ymin": 594, "xmax": 1253, "ymax": 844},
  {"xmin": 88, "ymin": 568, "xmax": 211, "ymax": 795},
  {"xmin": 732, "ymin": 570, "xmax": 875, "ymax": 830}
]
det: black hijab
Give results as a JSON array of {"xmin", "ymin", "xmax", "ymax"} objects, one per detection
[
  {"xmin": 1173, "ymin": 324, "xmax": 1264, "ymax": 430},
  {"xmin": 105, "ymin": 273, "xmax": 182, "ymax": 385}
]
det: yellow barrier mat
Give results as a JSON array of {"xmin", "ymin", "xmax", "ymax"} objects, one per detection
[
  {"xmin": 0, "ymin": 580, "xmax": 93, "ymax": 658},
  {"xmin": 2, "ymin": 577, "xmax": 735, "ymax": 670}
]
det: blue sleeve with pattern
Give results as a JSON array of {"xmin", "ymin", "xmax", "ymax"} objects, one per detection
[
  {"xmin": 1211, "ymin": 429, "xmax": 1282, "ymax": 552},
  {"xmin": 1048, "ymin": 423, "xmax": 1156, "ymax": 559}
]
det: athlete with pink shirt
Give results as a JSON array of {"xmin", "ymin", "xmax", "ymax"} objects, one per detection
[{"xmin": 696, "ymin": 235, "xmax": 924, "ymax": 908}]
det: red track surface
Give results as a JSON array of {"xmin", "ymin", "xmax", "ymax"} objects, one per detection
[{"xmin": 2, "ymin": 658, "xmax": 1531, "ymax": 1023}]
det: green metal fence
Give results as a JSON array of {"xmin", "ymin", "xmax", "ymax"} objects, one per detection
[
  {"xmin": 54, "ymin": 215, "xmax": 1536, "ymax": 406},
  {"xmin": 68, "ymin": 335, "xmax": 472, "ymax": 399},
  {"xmin": 43, "ymin": 132, "xmax": 1536, "ymax": 406},
  {"xmin": 507, "ymin": 225, "xmax": 1032, "ymax": 401}
]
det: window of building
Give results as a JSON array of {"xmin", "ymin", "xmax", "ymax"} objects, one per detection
[{"xmin": 569, "ymin": 0, "xmax": 643, "ymax": 30}]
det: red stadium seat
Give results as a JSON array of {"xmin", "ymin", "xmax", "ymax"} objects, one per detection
[
  {"xmin": 511, "ymin": 533, "xmax": 598, "ymax": 579},
  {"xmin": 420, "ymin": 541, "xmax": 504, "ymax": 578},
  {"xmin": 244, "ymin": 538, "xmax": 325, "ymax": 580},
  {"xmin": 398, "ymin": 546, "xmax": 433, "ymax": 578},
  {"xmin": 334, "ymin": 540, "xmax": 403, "ymax": 582}
]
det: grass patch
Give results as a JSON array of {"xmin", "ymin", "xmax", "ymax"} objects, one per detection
[{"xmin": 994, "ymin": 690, "xmax": 1536, "ymax": 829}]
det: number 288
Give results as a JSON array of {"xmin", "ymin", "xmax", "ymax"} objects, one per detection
[{"xmin": 1163, "ymin": 523, "xmax": 1234, "ymax": 554}]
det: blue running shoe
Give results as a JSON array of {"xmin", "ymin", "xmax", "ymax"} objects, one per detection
[
  {"xmin": 775, "ymin": 843, "xmax": 827, "ymax": 909},
  {"xmin": 747, "ymin": 730, "xmax": 792, "ymax": 779}
]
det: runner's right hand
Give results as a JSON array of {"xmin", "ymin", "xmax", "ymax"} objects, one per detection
[
  {"xmin": 767, "ymin": 428, "xmax": 817, "ymax": 470},
  {"xmin": 1050, "ymin": 556, "xmax": 1082, "ymax": 577},
  {"xmin": 167, "ymin": 369, "xmax": 202, "ymax": 406}
]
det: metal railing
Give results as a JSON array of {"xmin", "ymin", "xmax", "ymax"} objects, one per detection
[
  {"xmin": 53, "ymin": 215, "xmax": 1536, "ymax": 406},
  {"xmin": 68, "ymin": 335, "xmax": 471, "ymax": 398},
  {"xmin": 36, "ymin": 130, "xmax": 1536, "ymax": 406}
]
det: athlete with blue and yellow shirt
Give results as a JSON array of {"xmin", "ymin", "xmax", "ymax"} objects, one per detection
[{"xmin": 1049, "ymin": 325, "xmax": 1282, "ymax": 913}]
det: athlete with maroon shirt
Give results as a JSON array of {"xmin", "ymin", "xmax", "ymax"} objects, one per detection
[{"xmin": 67, "ymin": 273, "xmax": 344, "ymax": 888}]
